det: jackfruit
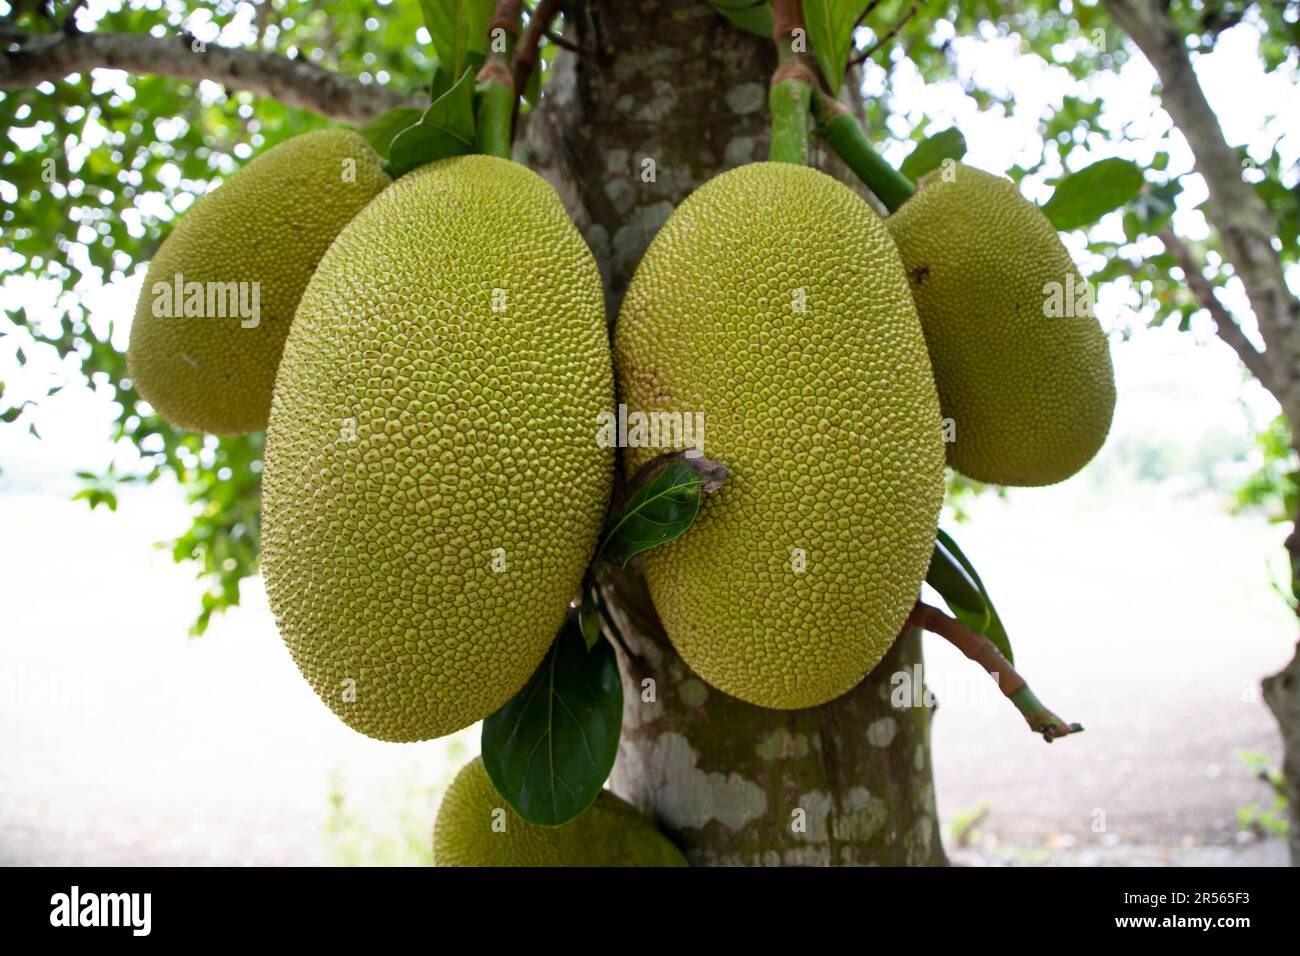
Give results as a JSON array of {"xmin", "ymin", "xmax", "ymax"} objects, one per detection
[
  {"xmin": 261, "ymin": 155, "xmax": 614, "ymax": 742},
  {"xmin": 434, "ymin": 758, "xmax": 688, "ymax": 866},
  {"xmin": 886, "ymin": 163, "xmax": 1115, "ymax": 486},
  {"xmin": 127, "ymin": 129, "xmax": 389, "ymax": 434},
  {"xmin": 614, "ymin": 162, "xmax": 945, "ymax": 710}
]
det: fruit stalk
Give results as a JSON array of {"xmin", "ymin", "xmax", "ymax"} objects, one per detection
[
  {"xmin": 475, "ymin": 0, "xmax": 523, "ymax": 158},
  {"xmin": 810, "ymin": 87, "xmax": 914, "ymax": 212},
  {"xmin": 907, "ymin": 601, "xmax": 1084, "ymax": 742},
  {"xmin": 767, "ymin": 0, "xmax": 817, "ymax": 165},
  {"xmin": 510, "ymin": 0, "xmax": 564, "ymax": 95}
]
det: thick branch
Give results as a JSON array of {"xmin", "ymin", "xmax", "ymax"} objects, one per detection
[
  {"xmin": 1104, "ymin": 1, "xmax": 1300, "ymax": 411},
  {"xmin": 0, "ymin": 29, "xmax": 419, "ymax": 124},
  {"xmin": 1160, "ymin": 227, "xmax": 1273, "ymax": 388}
]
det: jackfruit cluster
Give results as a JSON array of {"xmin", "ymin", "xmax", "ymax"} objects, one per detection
[
  {"xmin": 615, "ymin": 162, "xmax": 946, "ymax": 710},
  {"xmin": 434, "ymin": 758, "xmax": 688, "ymax": 867},
  {"xmin": 129, "ymin": 125, "xmax": 1112, "ymax": 752},
  {"xmin": 260, "ymin": 155, "xmax": 614, "ymax": 742},
  {"xmin": 886, "ymin": 163, "xmax": 1116, "ymax": 486},
  {"xmin": 127, "ymin": 129, "xmax": 389, "ymax": 434}
]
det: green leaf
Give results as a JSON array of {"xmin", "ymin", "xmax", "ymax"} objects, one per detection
[
  {"xmin": 926, "ymin": 528, "xmax": 1014, "ymax": 664},
  {"xmin": 1126, "ymin": 178, "xmax": 1183, "ymax": 236},
  {"xmin": 358, "ymin": 107, "xmax": 425, "ymax": 159},
  {"xmin": 523, "ymin": 49, "xmax": 542, "ymax": 106},
  {"xmin": 899, "ymin": 127, "xmax": 968, "ymax": 182},
  {"xmin": 387, "ymin": 68, "xmax": 476, "ymax": 178},
  {"xmin": 598, "ymin": 453, "xmax": 728, "ymax": 567},
  {"xmin": 1042, "ymin": 158, "xmax": 1144, "ymax": 231},
  {"xmin": 481, "ymin": 611, "xmax": 623, "ymax": 827},
  {"xmin": 417, "ymin": 0, "xmax": 494, "ymax": 83},
  {"xmin": 579, "ymin": 589, "xmax": 601, "ymax": 651},
  {"xmin": 801, "ymin": 1, "xmax": 869, "ymax": 95},
  {"xmin": 712, "ymin": 1, "xmax": 773, "ymax": 37}
]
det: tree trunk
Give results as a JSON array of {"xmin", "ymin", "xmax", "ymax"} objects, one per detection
[
  {"xmin": 523, "ymin": 0, "xmax": 945, "ymax": 866},
  {"xmin": 1269, "ymin": 520, "xmax": 1300, "ymax": 865}
]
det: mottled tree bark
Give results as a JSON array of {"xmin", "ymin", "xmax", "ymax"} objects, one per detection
[
  {"xmin": 601, "ymin": 567, "xmax": 944, "ymax": 866},
  {"xmin": 523, "ymin": 0, "xmax": 945, "ymax": 866}
]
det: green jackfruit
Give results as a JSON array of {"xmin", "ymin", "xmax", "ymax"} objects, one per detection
[
  {"xmin": 261, "ymin": 155, "xmax": 614, "ymax": 742},
  {"xmin": 886, "ymin": 163, "xmax": 1116, "ymax": 486},
  {"xmin": 615, "ymin": 162, "xmax": 945, "ymax": 710},
  {"xmin": 434, "ymin": 758, "xmax": 688, "ymax": 867},
  {"xmin": 127, "ymin": 129, "xmax": 389, "ymax": 434}
]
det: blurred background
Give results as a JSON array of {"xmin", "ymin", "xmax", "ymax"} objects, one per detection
[{"xmin": 2, "ymin": 1, "xmax": 1297, "ymax": 865}]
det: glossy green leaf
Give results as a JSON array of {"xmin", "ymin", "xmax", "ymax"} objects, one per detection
[
  {"xmin": 1042, "ymin": 157, "xmax": 1144, "ymax": 231},
  {"xmin": 598, "ymin": 454, "xmax": 728, "ymax": 567},
  {"xmin": 579, "ymin": 589, "xmax": 601, "ymax": 651},
  {"xmin": 481, "ymin": 611, "xmax": 623, "ymax": 826},
  {"xmin": 523, "ymin": 48, "xmax": 543, "ymax": 105},
  {"xmin": 712, "ymin": 1, "xmax": 773, "ymax": 37},
  {"xmin": 1126, "ymin": 178, "xmax": 1183, "ymax": 236},
  {"xmin": 387, "ymin": 67, "xmax": 476, "ymax": 178},
  {"xmin": 926, "ymin": 528, "xmax": 1014, "ymax": 664},
  {"xmin": 418, "ymin": 0, "xmax": 495, "ymax": 82},
  {"xmin": 899, "ymin": 127, "xmax": 968, "ymax": 183},
  {"xmin": 358, "ymin": 107, "xmax": 425, "ymax": 159},
  {"xmin": 801, "ymin": 1, "xmax": 869, "ymax": 95}
]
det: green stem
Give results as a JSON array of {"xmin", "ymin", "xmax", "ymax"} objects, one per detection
[
  {"xmin": 1010, "ymin": 687, "xmax": 1085, "ymax": 743},
  {"xmin": 475, "ymin": 77, "xmax": 514, "ymax": 158},
  {"xmin": 474, "ymin": 1, "xmax": 521, "ymax": 158},
  {"xmin": 769, "ymin": 78, "xmax": 812, "ymax": 165},
  {"xmin": 810, "ymin": 87, "xmax": 915, "ymax": 212},
  {"xmin": 767, "ymin": 0, "xmax": 813, "ymax": 165}
]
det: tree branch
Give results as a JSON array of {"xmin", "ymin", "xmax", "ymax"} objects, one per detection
[
  {"xmin": 511, "ymin": 0, "xmax": 564, "ymax": 95},
  {"xmin": 847, "ymin": 1, "xmax": 918, "ymax": 68},
  {"xmin": 1103, "ymin": 0, "xmax": 1300, "ymax": 414},
  {"xmin": 907, "ymin": 602, "xmax": 1083, "ymax": 742},
  {"xmin": 1160, "ymin": 226, "xmax": 1274, "ymax": 388},
  {"xmin": 0, "ymin": 29, "xmax": 419, "ymax": 125},
  {"xmin": 853, "ymin": 0, "xmax": 885, "ymax": 31}
]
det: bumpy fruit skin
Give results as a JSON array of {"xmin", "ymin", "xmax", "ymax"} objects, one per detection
[
  {"xmin": 126, "ymin": 129, "xmax": 389, "ymax": 435},
  {"xmin": 434, "ymin": 758, "xmax": 688, "ymax": 867},
  {"xmin": 886, "ymin": 163, "xmax": 1116, "ymax": 486},
  {"xmin": 262, "ymin": 156, "xmax": 614, "ymax": 742},
  {"xmin": 615, "ymin": 162, "xmax": 945, "ymax": 710}
]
